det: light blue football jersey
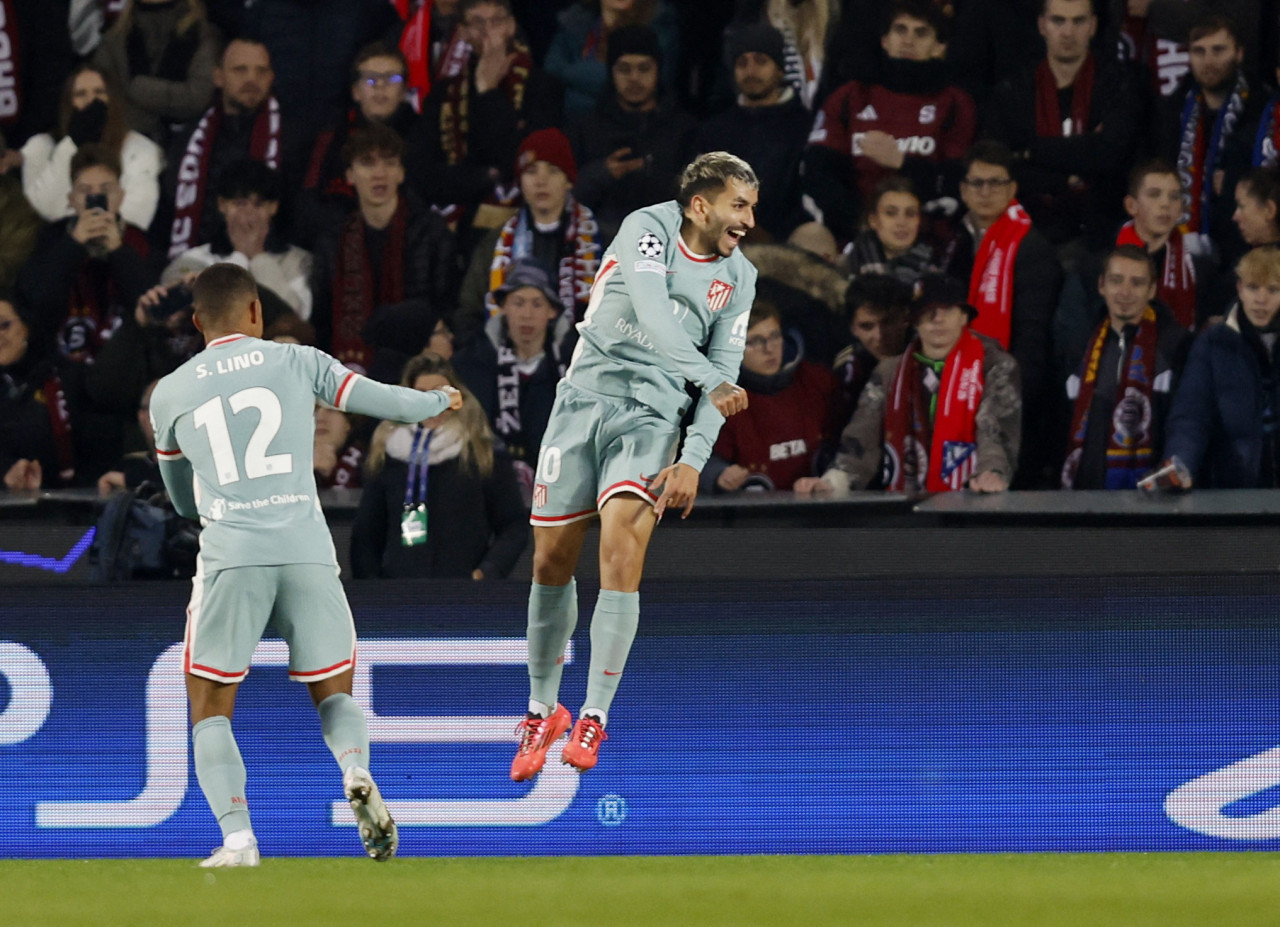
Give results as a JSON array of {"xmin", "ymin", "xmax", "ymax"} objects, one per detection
[
  {"xmin": 565, "ymin": 200, "xmax": 756, "ymax": 470},
  {"xmin": 151, "ymin": 334, "xmax": 451, "ymax": 572}
]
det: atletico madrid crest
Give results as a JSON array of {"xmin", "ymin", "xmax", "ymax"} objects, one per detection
[
  {"xmin": 533, "ymin": 483, "xmax": 548, "ymax": 510},
  {"xmin": 707, "ymin": 279, "xmax": 734, "ymax": 311}
]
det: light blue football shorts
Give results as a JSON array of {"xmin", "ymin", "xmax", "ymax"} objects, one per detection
[
  {"xmin": 529, "ymin": 380, "xmax": 679, "ymax": 527},
  {"xmin": 184, "ymin": 563, "xmax": 356, "ymax": 684}
]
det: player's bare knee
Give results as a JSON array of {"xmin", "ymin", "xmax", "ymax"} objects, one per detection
[{"xmin": 532, "ymin": 545, "xmax": 576, "ymax": 585}]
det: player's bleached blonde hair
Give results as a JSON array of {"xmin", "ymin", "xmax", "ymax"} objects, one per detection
[{"xmin": 676, "ymin": 152, "xmax": 759, "ymax": 208}]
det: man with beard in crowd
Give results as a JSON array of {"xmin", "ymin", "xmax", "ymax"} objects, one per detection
[
  {"xmin": 694, "ymin": 23, "xmax": 812, "ymax": 242},
  {"xmin": 1156, "ymin": 12, "xmax": 1265, "ymax": 265},
  {"xmin": 157, "ymin": 37, "xmax": 295, "ymax": 261}
]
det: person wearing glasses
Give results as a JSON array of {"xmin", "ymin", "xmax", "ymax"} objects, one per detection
[
  {"xmin": 703, "ymin": 298, "xmax": 840, "ymax": 495},
  {"xmin": 298, "ymin": 42, "xmax": 422, "ymax": 241},
  {"xmin": 941, "ymin": 139, "xmax": 1061, "ymax": 487}
]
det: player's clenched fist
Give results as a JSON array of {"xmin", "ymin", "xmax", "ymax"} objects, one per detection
[
  {"xmin": 708, "ymin": 382, "xmax": 748, "ymax": 417},
  {"xmin": 440, "ymin": 385, "xmax": 464, "ymax": 411}
]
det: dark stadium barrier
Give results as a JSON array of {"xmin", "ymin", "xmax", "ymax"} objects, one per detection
[{"xmin": 4, "ymin": 576, "xmax": 1280, "ymax": 858}]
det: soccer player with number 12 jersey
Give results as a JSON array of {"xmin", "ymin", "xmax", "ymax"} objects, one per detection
[{"xmin": 151, "ymin": 263, "xmax": 463, "ymax": 866}]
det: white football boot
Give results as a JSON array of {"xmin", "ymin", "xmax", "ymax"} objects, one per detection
[{"xmin": 343, "ymin": 766, "xmax": 398, "ymax": 861}]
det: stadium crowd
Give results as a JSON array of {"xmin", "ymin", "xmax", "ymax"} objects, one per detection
[{"xmin": 4, "ymin": 0, "xmax": 1280, "ymax": 577}]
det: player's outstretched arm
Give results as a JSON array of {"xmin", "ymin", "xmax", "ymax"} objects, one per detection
[{"xmin": 307, "ymin": 348, "xmax": 460, "ymax": 422}]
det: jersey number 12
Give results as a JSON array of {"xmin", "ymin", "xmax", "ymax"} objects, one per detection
[{"xmin": 192, "ymin": 387, "xmax": 294, "ymax": 486}]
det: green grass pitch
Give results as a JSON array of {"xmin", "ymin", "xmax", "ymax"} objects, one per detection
[{"xmin": 5, "ymin": 854, "xmax": 1280, "ymax": 927}]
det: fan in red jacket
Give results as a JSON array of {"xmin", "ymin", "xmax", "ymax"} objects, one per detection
[
  {"xmin": 803, "ymin": 0, "xmax": 975, "ymax": 241},
  {"xmin": 700, "ymin": 299, "xmax": 841, "ymax": 494}
]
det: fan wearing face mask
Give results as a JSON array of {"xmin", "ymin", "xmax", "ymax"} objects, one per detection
[{"xmin": 19, "ymin": 64, "xmax": 163, "ymax": 231}]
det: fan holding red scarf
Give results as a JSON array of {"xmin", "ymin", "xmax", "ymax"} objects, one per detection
[{"xmin": 805, "ymin": 273, "xmax": 1022, "ymax": 496}]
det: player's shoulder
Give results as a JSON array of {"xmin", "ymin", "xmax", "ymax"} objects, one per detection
[
  {"xmin": 619, "ymin": 201, "xmax": 682, "ymax": 240},
  {"xmin": 726, "ymin": 247, "xmax": 759, "ymax": 286}
]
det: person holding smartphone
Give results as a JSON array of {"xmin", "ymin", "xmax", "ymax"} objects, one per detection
[{"xmin": 15, "ymin": 143, "xmax": 155, "ymax": 366}]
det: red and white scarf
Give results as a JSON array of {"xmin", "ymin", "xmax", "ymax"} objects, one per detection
[
  {"xmin": 884, "ymin": 329, "xmax": 986, "ymax": 493},
  {"xmin": 967, "ymin": 202, "xmax": 1032, "ymax": 350},
  {"xmin": 1034, "ymin": 53, "xmax": 1095, "ymax": 138},
  {"xmin": 486, "ymin": 198, "xmax": 601, "ymax": 321},
  {"xmin": 168, "ymin": 96, "xmax": 282, "ymax": 258},
  {"xmin": 0, "ymin": 0, "xmax": 21, "ymax": 129},
  {"xmin": 1116, "ymin": 221, "xmax": 1196, "ymax": 331},
  {"xmin": 1061, "ymin": 306, "xmax": 1161, "ymax": 489},
  {"xmin": 331, "ymin": 200, "xmax": 407, "ymax": 372},
  {"xmin": 395, "ymin": 0, "xmax": 470, "ymax": 113}
]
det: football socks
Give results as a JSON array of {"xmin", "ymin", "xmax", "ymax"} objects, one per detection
[
  {"xmin": 582, "ymin": 589, "xmax": 640, "ymax": 720},
  {"xmin": 319, "ymin": 692, "xmax": 370, "ymax": 774},
  {"xmin": 526, "ymin": 579, "xmax": 578, "ymax": 709},
  {"xmin": 192, "ymin": 715, "xmax": 251, "ymax": 839}
]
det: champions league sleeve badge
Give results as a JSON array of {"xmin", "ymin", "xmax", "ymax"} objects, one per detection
[{"xmin": 636, "ymin": 232, "xmax": 664, "ymax": 258}]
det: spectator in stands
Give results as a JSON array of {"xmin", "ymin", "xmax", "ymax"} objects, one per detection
[
  {"xmin": 800, "ymin": 273, "xmax": 1020, "ymax": 495},
  {"xmin": 831, "ymin": 273, "xmax": 913, "ymax": 432},
  {"xmin": 313, "ymin": 405, "xmax": 366, "ymax": 491},
  {"xmin": 406, "ymin": 0, "xmax": 563, "ymax": 233},
  {"xmin": 693, "ymin": 23, "xmax": 813, "ymax": 242},
  {"xmin": 1255, "ymin": 60, "xmax": 1280, "ymax": 169},
  {"xmin": 1233, "ymin": 168, "xmax": 1280, "ymax": 250},
  {"xmin": 568, "ymin": 24, "xmax": 696, "ymax": 243},
  {"xmin": 16, "ymin": 145, "xmax": 154, "ymax": 366},
  {"xmin": 91, "ymin": 0, "xmax": 220, "ymax": 144},
  {"xmin": 19, "ymin": 65, "xmax": 164, "ymax": 231},
  {"xmin": 740, "ymin": 222, "xmax": 850, "ymax": 367},
  {"xmin": 96, "ymin": 379, "xmax": 161, "ymax": 494},
  {"xmin": 1163, "ymin": 247, "xmax": 1280, "ymax": 488},
  {"xmin": 310, "ymin": 123, "xmax": 457, "ymax": 383},
  {"xmin": 943, "ymin": 139, "xmax": 1059, "ymax": 485},
  {"xmin": 1061, "ymin": 244, "xmax": 1188, "ymax": 489},
  {"xmin": 727, "ymin": 0, "xmax": 839, "ymax": 111},
  {"xmin": 0, "ymin": 292, "xmax": 112, "ymax": 490},
  {"xmin": 229, "ymin": 0, "xmax": 402, "ymax": 144},
  {"xmin": 804, "ymin": 0, "xmax": 976, "ymax": 243},
  {"xmin": 0, "ymin": 163, "xmax": 42, "ymax": 290},
  {"xmin": 1156, "ymin": 13, "xmax": 1264, "ymax": 263},
  {"xmin": 157, "ymin": 36, "xmax": 288, "ymax": 261},
  {"xmin": 161, "ymin": 159, "xmax": 313, "ymax": 320},
  {"xmin": 704, "ymin": 299, "xmax": 840, "ymax": 494},
  {"xmin": 456, "ymin": 128, "xmax": 601, "ymax": 344},
  {"xmin": 984, "ymin": 0, "xmax": 1142, "ymax": 252},
  {"xmin": 351, "ymin": 351, "xmax": 528, "ymax": 579},
  {"xmin": 453, "ymin": 260, "xmax": 570, "ymax": 497},
  {"xmin": 844, "ymin": 176, "xmax": 939, "ymax": 285},
  {"xmin": 392, "ymin": 0, "xmax": 466, "ymax": 114},
  {"xmin": 299, "ymin": 42, "xmax": 420, "ymax": 240},
  {"xmin": 1114, "ymin": 159, "xmax": 1206, "ymax": 331},
  {"xmin": 545, "ymin": 0, "xmax": 682, "ymax": 119}
]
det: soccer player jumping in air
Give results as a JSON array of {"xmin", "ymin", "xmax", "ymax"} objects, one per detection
[
  {"xmin": 151, "ymin": 263, "xmax": 463, "ymax": 866},
  {"xmin": 511, "ymin": 152, "xmax": 758, "ymax": 780}
]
